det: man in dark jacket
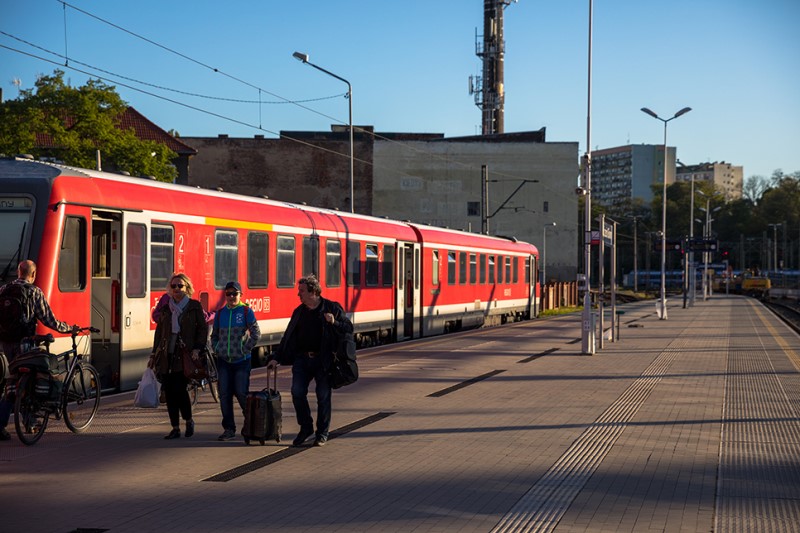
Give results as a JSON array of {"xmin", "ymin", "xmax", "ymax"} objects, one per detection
[{"xmin": 267, "ymin": 274, "xmax": 353, "ymax": 447}]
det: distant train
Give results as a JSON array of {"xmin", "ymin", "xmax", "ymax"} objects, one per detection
[{"xmin": 0, "ymin": 157, "xmax": 540, "ymax": 392}]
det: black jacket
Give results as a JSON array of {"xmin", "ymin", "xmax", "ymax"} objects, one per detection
[{"xmin": 271, "ymin": 297, "xmax": 353, "ymax": 369}]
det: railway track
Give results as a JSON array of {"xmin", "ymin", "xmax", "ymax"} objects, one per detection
[{"xmin": 764, "ymin": 298, "xmax": 800, "ymax": 334}]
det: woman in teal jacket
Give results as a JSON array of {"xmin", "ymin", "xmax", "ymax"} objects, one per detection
[{"xmin": 211, "ymin": 281, "xmax": 261, "ymax": 441}]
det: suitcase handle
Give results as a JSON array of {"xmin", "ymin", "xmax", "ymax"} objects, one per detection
[{"xmin": 264, "ymin": 365, "xmax": 278, "ymax": 392}]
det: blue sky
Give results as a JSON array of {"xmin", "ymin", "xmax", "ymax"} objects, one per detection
[{"xmin": 2, "ymin": 0, "xmax": 799, "ymax": 181}]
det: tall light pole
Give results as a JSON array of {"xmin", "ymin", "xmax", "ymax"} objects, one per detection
[
  {"xmin": 768, "ymin": 223, "xmax": 781, "ymax": 274},
  {"xmin": 543, "ymin": 222, "xmax": 556, "ymax": 286},
  {"xmin": 293, "ymin": 51, "xmax": 354, "ymax": 213},
  {"xmin": 581, "ymin": 0, "xmax": 595, "ymax": 355},
  {"xmin": 640, "ymin": 106, "xmax": 692, "ymax": 319}
]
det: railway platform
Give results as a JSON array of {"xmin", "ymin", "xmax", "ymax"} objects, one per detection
[{"xmin": 1, "ymin": 295, "xmax": 799, "ymax": 532}]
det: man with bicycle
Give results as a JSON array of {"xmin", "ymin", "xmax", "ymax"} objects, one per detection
[{"xmin": 0, "ymin": 260, "xmax": 77, "ymax": 441}]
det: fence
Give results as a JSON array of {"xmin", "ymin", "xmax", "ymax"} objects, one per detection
[{"xmin": 541, "ymin": 281, "xmax": 579, "ymax": 311}]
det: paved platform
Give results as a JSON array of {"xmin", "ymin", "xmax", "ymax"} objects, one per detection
[{"xmin": 2, "ymin": 295, "xmax": 799, "ymax": 532}]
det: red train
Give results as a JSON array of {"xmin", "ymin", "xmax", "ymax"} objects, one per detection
[{"xmin": 0, "ymin": 157, "xmax": 540, "ymax": 391}]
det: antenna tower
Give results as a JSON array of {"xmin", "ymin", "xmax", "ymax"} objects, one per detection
[{"xmin": 469, "ymin": 0, "xmax": 517, "ymax": 135}]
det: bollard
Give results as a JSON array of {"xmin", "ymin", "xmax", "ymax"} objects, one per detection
[{"xmin": 615, "ymin": 310, "xmax": 625, "ymax": 340}]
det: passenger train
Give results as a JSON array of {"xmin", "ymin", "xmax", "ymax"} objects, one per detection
[{"xmin": 0, "ymin": 157, "xmax": 540, "ymax": 392}]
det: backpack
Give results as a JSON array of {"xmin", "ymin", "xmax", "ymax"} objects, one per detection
[{"xmin": 0, "ymin": 282, "xmax": 32, "ymax": 343}]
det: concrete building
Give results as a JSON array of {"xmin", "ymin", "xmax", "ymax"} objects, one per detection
[
  {"xmin": 590, "ymin": 144, "xmax": 676, "ymax": 209},
  {"xmin": 675, "ymin": 161, "xmax": 743, "ymax": 201},
  {"xmin": 183, "ymin": 127, "xmax": 579, "ymax": 282}
]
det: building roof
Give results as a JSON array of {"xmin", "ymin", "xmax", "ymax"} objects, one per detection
[{"xmin": 34, "ymin": 106, "xmax": 197, "ymax": 156}]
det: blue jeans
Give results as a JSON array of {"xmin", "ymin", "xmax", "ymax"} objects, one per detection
[
  {"xmin": 291, "ymin": 355, "xmax": 331, "ymax": 438},
  {"xmin": 217, "ymin": 357, "xmax": 251, "ymax": 431}
]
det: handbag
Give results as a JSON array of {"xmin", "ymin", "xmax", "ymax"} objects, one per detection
[
  {"xmin": 328, "ymin": 330, "xmax": 358, "ymax": 389},
  {"xmin": 179, "ymin": 338, "xmax": 208, "ymax": 381},
  {"xmin": 133, "ymin": 368, "xmax": 160, "ymax": 408}
]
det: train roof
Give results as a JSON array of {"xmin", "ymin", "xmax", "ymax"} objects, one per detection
[{"xmin": 1, "ymin": 157, "xmax": 536, "ymax": 250}]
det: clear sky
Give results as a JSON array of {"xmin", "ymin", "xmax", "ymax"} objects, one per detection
[{"xmin": 2, "ymin": 0, "xmax": 799, "ymax": 181}]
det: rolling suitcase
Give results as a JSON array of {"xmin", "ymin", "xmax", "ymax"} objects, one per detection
[{"xmin": 242, "ymin": 367, "xmax": 282, "ymax": 445}]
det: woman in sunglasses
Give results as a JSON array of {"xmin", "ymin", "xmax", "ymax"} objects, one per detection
[
  {"xmin": 149, "ymin": 273, "xmax": 208, "ymax": 439},
  {"xmin": 211, "ymin": 281, "xmax": 260, "ymax": 441}
]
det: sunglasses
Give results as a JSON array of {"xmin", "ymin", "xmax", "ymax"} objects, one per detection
[
  {"xmin": 225, "ymin": 292, "xmax": 238, "ymax": 297},
  {"xmin": 170, "ymin": 283, "xmax": 185, "ymax": 289}
]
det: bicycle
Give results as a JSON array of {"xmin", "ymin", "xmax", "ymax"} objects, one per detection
[
  {"xmin": 10, "ymin": 326, "xmax": 101, "ymax": 445},
  {"xmin": 188, "ymin": 349, "xmax": 218, "ymax": 406}
]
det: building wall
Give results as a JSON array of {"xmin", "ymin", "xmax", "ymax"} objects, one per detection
[
  {"xmin": 591, "ymin": 144, "xmax": 675, "ymax": 208},
  {"xmin": 182, "ymin": 129, "xmax": 374, "ymax": 212},
  {"xmin": 676, "ymin": 162, "xmax": 743, "ymax": 201},
  {"xmin": 373, "ymin": 139, "xmax": 579, "ymax": 282}
]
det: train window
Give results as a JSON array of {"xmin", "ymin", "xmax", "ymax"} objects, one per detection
[
  {"xmin": 58, "ymin": 216, "xmax": 86, "ymax": 291},
  {"xmin": 326, "ymin": 240, "xmax": 341, "ymax": 287},
  {"xmin": 480, "ymin": 254, "xmax": 487, "ymax": 284},
  {"xmin": 150, "ymin": 225, "xmax": 174, "ymax": 291},
  {"xmin": 382, "ymin": 245, "xmax": 394, "ymax": 287},
  {"xmin": 248, "ymin": 232, "xmax": 269, "ymax": 289},
  {"xmin": 488, "ymin": 255, "xmax": 495, "ymax": 284},
  {"xmin": 125, "ymin": 223, "xmax": 147, "ymax": 298},
  {"xmin": 469, "ymin": 253, "xmax": 477, "ymax": 284},
  {"xmin": 365, "ymin": 244, "xmax": 379, "ymax": 286},
  {"xmin": 277, "ymin": 235, "xmax": 295, "ymax": 288},
  {"xmin": 505, "ymin": 256, "xmax": 512, "ymax": 283},
  {"xmin": 347, "ymin": 241, "xmax": 360, "ymax": 287},
  {"xmin": 432, "ymin": 250, "xmax": 440, "ymax": 286},
  {"xmin": 459, "ymin": 252, "xmax": 467, "ymax": 284},
  {"xmin": 513, "ymin": 257, "xmax": 519, "ymax": 283},
  {"xmin": 525, "ymin": 256, "xmax": 531, "ymax": 285},
  {"xmin": 447, "ymin": 251, "xmax": 456, "ymax": 285},
  {"xmin": 91, "ymin": 220, "xmax": 111, "ymax": 278},
  {"xmin": 214, "ymin": 230, "xmax": 238, "ymax": 289},
  {"xmin": 497, "ymin": 255, "xmax": 503, "ymax": 283},
  {"xmin": 302, "ymin": 236, "xmax": 320, "ymax": 278}
]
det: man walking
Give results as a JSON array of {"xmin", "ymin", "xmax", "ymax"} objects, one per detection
[{"xmin": 267, "ymin": 275, "xmax": 353, "ymax": 447}]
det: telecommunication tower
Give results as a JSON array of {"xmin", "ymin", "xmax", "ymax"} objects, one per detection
[{"xmin": 469, "ymin": 0, "xmax": 517, "ymax": 135}]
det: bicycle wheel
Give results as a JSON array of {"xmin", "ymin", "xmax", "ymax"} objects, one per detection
[
  {"xmin": 188, "ymin": 381, "xmax": 198, "ymax": 406},
  {"xmin": 14, "ymin": 374, "xmax": 50, "ymax": 446},
  {"xmin": 206, "ymin": 356, "xmax": 219, "ymax": 403},
  {"xmin": 62, "ymin": 363, "xmax": 101, "ymax": 433}
]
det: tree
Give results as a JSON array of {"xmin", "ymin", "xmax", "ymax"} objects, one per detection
[
  {"xmin": 0, "ymin": 70, "xmax": 177, "ymax": 182},
  {"xmin": 742, "ymin": 175, "xmax": 769, "ymax": 204}
]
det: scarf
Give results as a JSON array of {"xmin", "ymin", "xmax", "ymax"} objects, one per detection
[{"xmin": 168, "ymin": 295, "xmax": 190, "ymax": 334}]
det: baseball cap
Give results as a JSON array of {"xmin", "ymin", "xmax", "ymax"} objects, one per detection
[{"xmin": 224, "ymin": 281, "xmax": 242, "ymax": 293}]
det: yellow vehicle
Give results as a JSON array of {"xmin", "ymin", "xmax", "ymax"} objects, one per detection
[{"xmin": 741, "ymin": 272, "xmax": 771, "ymax": 297}]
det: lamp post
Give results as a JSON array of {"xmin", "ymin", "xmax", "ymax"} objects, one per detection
[
  {"xmin": 581, "ymin": 0, "xmax": 595, "ymax": 355},
  {"xmin": 293, "ymin": 51, "xmax": 354, "ymax": 213},
  {"xmin": 543, "ymin": 222, "xmax": 556, "ymax": 286},
  {"xmin": 640, "ymin": 106, "xmax": 692, "ymax": 319},
  {"xmin": 768, "ymin": 223, "xmax": 781, "ymax": 275},
  {"xmin": 698, "ymin": 201, "xmax": 721, "ymax": 300}
]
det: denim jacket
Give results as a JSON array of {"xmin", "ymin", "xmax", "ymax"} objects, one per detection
[{"xmin": 211, "ymin": 303, "xmax": 260, "ymax": 363}]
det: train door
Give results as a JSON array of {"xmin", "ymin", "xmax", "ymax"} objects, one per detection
[
  {"xmin": 529, "ymin": 254, "xmax": 539, "ymax": 317},
  {"xmin": 119, "ymin": 211, "xmax": 152, "ymax": 391},
  {"xmin": 396, "ymin": 241, "xmax": 420, "ymax": 340},
  {"xmin": 89, "ymin": 210, "xmax": 151, "ymax": 391},
  {"xmin": 89, "ymin": 211, "xmax": 121, "ymax": 391}
]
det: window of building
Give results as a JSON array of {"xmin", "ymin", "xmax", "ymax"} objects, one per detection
[{"xmin": 467, "ymin": 201, "xmax": 480, "ymax": 216}]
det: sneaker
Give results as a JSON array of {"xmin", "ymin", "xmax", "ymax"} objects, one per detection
[
  {"xmin": 218, "ymin": 429, "xmax": 236, "ymax": 441},
  {"xmin": 292, "ymin": 427, "xmax": 314, "ymax": 447},
  {"xmin": 0, "ymin": 427, "xmax": 10, "ymax": 441},
  {"xmin": 313, "ymin": 435, "xmax": 328, "ymax": 447}
]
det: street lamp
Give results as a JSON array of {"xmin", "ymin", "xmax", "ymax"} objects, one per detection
[
  {"xmin": 543, "ymin": 222, "xmax": 557, "ymax": 286},
  {"xmin": 293, "ymin": 51, "xmax": 354, "ymax": 213},
  {"xmin": 640, "ymin": 106, "xmax": 692, "ymax": 319}
]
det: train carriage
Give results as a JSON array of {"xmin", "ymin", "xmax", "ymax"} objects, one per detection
[{"xmin": 1, "ymin": 157, "xmax": 539, "ymax": 392}]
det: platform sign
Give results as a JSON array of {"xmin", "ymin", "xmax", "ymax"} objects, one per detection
[
  {"xmin": 602, "ymin": 221, "xmax": 613, "ymax": 246},
  {"xmin": 686, "ymin": 238, "xmax": 718, "ymax": 252}
]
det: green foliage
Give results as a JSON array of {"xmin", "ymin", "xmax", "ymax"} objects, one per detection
[{"xmin": 0, "ymin": 70, "xmax": 176, "ymax": 182}]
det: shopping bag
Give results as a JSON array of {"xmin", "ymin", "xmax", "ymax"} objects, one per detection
[{"xmin": 134, "ymin": 368, "xmax": 160, "ymax": 408}]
